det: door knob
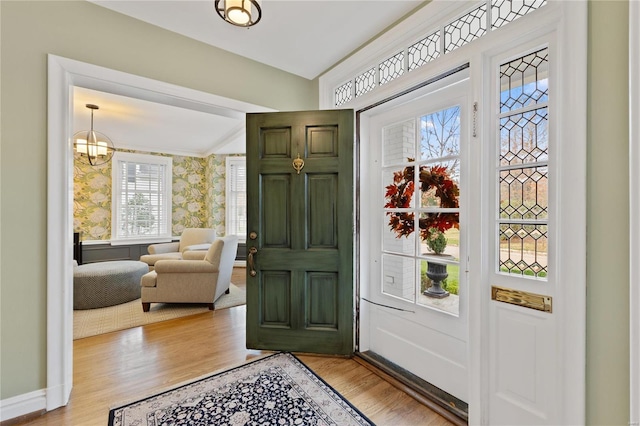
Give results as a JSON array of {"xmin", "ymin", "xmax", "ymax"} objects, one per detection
[{"xmin": 248, "ymin": 246, "xmax": 258, "ymax": 277}]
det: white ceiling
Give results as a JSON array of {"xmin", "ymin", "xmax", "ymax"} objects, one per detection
[{"xmin": 77, "ymin": 0, "xmax": 424, "ymax": 156}]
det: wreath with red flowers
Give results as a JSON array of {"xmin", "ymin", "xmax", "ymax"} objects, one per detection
[{"xmin": 384, "ymin": 161, "xmax": 459, "ymax": 241}]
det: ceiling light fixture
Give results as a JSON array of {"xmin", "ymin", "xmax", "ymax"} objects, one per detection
[
  {"xmin": 73, "ymin": 104, "xmax": 115, "ymax": 166},
  {"xmin": 215, "ymin": 0, "xmax": 261, "ymax": 28}
]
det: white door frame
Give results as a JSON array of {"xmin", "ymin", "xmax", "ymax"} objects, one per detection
[
  {"xmin": 630, "ymin": 1, "xmax": 640, "ymax": 422},
  {"xmin": 360, "ymin": 73, "xmax": 471, "ymax": 401},
  {"xmin": 320, "ymin": 2, "xmax": 587, "ymax": 423},
  {"xmin": 46, "ymin": 55, "xmax": 271, "ymax": 410}
]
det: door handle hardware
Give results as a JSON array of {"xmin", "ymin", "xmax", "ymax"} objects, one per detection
[
  {"xmin": 248, "ymin": 246, "xmax": 258, "ymax": 277},
  {"xmin": 491, "ymin": 286, "xmax": 552, "ymax": 313},
  {"xmin": 249, "ymin": 231, "xmax": 257, "ymax": 240},
  {"xmin": 292, "ymin": 153, "xmax": 304, "ymax": 174}
]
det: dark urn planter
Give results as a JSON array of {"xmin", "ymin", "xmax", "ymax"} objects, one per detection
[{"xmin": 424, "ymin": 260, "xmax": 450, "ymax": 298}]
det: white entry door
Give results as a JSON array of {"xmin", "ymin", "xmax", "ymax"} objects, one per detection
[{"xmin": 360, "ymin": 71, "xmax": 470, "ymax": 402}]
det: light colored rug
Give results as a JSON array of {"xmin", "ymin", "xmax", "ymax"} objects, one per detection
[
  {"xmin": 73, "ymin": 283, "xmax": 245, "ymax": 340},
  {"xmin": 108, "ymin": 352, "xmax": 373, "ymax": 426}
]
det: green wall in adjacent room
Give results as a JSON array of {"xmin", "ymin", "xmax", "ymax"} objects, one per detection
[{"xmin": 0, "ymin": 1, "xmax": 635, "ymax": 424}]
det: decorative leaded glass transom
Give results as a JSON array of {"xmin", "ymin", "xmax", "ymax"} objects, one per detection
[
  {"xmin": 492, "ymin": 0, "xmax": 547, "ymax": 29},
  {"xmin": 379, "ymin": 52, "xmax": 405, "ymax": 85},
  {"xmin": 355, "ymin": 68, "xmax": 376, "ymax": 98},
  {"xmin": 333, "ymin": 0, "xmax": 548, "ymax": 105},
  {"xmin": 409, "ymin": 32, "xmax": 440, "ymax": 71},
  {"xmin": 335, "ymin": 81, "xmax": 353, "ymax": 107},
  {"xmin": 497, "ymin": 46, "xmax": 549, "ymax": 280},
  {"xmin": 444, "ymin": 4, "xmax": 487, "ymax": 53}
]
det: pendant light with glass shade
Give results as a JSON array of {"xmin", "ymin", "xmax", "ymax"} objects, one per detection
[
  {"xmin": 215, "ymin": 0, "xmax": 262, "ymax": 27},
  {"xmin": 73, "ymin": 104, "xmax": 115, "ymax": 166}
]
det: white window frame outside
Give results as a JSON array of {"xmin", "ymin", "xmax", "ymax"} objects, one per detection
[
  {"xmin": 319, "ymin": 1, "xmax": 586, "ymax": 423},
  {"xmin": 225, "ymin": 156, "xmax": 247, "ymax": 241},
  {"xmin": 111, "ymin": 151, "xmax": 173, "ymax": 245}
]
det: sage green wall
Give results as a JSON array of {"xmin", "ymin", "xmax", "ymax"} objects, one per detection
[
  {"xmin": 586, "ymin": 1, "xmax": 630, "ymax": 424},
  {"xmin": 0, "ymin": 0, "xmax": 315, "ymax": 401},
  {"xmin": 0, "ymin": 1, "xmax": 634, "ymax": 424}
]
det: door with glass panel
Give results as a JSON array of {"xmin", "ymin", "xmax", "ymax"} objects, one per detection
[{"xmin": 361, "ymin": 75, "xmax": 469, "ymax": 402}]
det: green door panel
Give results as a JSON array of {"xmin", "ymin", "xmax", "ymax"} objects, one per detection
[{"xmin": 246, "ymin": 109, "xmax": 354, "ymax": 355}]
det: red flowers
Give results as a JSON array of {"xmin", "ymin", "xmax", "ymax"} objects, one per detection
[{"xmin": 385, "ymin": 161, "xmax": 459, "ymax": 241}]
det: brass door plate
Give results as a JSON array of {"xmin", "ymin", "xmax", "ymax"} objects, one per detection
[{"xmin": 491, "ymin": 286, "xmax": 552, "ymax": 313}]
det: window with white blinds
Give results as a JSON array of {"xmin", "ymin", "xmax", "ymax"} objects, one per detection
[
  {"xmin": 111, "ymin": 152, "xmax": 172, "ymax": 243},
  {"xmin": 225, "ymin": 156, "xmax": 247, "ymax": 240}
]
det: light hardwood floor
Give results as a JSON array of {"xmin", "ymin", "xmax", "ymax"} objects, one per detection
[{"xmin": 12, "ymin": 268, "xmax": 455, "ymax": 426}]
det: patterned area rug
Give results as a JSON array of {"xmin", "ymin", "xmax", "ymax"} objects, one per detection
[
  {"xmin": 108, "ymin": 352, "xmax": 373, "ymax": 426},
  {"xmin": 73, "ymin": 283, "xmax": 245, "ymax": 340}
]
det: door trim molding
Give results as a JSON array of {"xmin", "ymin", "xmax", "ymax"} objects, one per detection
[
  {"xmin": 46, "ymin": 54, "xmax": 271, "ymax": 413},
  {"xmin": 323, "ymin": 1, "xmax": 587, "ymax": 423}
]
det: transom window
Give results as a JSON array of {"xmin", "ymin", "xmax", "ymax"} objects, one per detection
[
  {"xmin": 334, "ymin": 0, "xmax": 547, "ymax": 106},
  {"xmin": 111, "ymin": 152, "xmax": 172, "ymax": 243}
]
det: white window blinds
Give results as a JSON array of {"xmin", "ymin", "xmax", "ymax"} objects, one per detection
[
  {"xmin": 112, "ymin": 152, "xmax": 172, "ymax": 242},
  {"xmin": 226, "ymin": 157, "xmax": 247, "ymax": 239}
]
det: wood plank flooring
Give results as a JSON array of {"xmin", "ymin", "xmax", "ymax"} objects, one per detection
[{"xmin": 13, "ymin": 268, "xmax": 455, "ymax": 426}]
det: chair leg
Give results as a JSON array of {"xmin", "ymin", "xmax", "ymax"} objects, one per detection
[
  {"xmin": 208, "ymin": 303, "xmax": 215, "ymax": 310},
  {"xmin": 225, "ymin": 288, "xmax": 230, "ymax": 294},
  {"xmin": 142, "ymin": 302, "xmax": 150, "ymax": 312}
]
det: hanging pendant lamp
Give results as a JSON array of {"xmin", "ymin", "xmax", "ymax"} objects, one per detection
[
  {"xmin": 215, "ymin": 0, "xmax": 262, "ymax": 28},
  {"xmin": 73, "ymin": 104, "xmax": 115, "ymax": 166}
]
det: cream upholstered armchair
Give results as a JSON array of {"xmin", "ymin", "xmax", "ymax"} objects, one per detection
[
  {"xmin": 140, "ymin": 228, "xmax": 216, "ymax": 270},
  {"xmin": 140, "ymin": 235, "xmax": 238, "ymax": 312}
]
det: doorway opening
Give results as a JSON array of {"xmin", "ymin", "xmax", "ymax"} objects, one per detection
[
  {"xmin": 46, "ymin": 54, "xmax": 271, "ymax": 409},
  {"xmin": 356, "ymin": 67, "xmax": 471, "ymax": 423}
]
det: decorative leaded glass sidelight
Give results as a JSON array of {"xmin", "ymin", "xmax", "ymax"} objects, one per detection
[
  {"xmin": 497, "ymin": 47, "xmax": 549, "ymax": 280},
  {"xmin": 499, "ymin": 48, "xmax": 549, "ymax": 113}
]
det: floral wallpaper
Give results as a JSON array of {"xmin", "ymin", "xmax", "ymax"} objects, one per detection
[
  {"xmin": 206, "ymin": 155, "xmax": 228, "ymax": 236},
  {"xmin": 170, "ymin": 155, "xmax": 208, "ymax": 234},
  {"xmin": 74, "ymin": 150, "xmax": 230, "ymax": 241}
]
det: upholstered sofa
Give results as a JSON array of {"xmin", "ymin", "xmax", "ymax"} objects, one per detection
[
  {"xmin": 140, "ymin": 235, "xmax": 239, "ymax": 312},
  {"xmin": 139, "ymin": 228, "xmax": 216, "ymax": 270}
]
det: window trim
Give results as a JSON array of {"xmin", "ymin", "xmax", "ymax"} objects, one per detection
[
  {"xmin": 110, "ymin": 151, "xmax": 173, "ymax": 245},
  {"xmin": 225, "ymin": 156, "xmax": 247, "ymax": 241}
]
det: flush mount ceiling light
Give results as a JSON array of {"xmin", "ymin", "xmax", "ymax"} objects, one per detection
[
  {"xmin": 215, "ymin": 0, "xmax": 262, "ymax": 28},
  {"xmin": 73, "ymin": 104, "xmax": 115, "ymax": 166}
]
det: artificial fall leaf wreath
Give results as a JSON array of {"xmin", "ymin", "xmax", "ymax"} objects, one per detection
[{"xmin": 384, "ymin": 160, "xmax": 460, "ymax": 241}]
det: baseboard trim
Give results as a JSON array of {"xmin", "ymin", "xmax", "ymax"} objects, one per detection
[
  {"xmin": 354, "ymin": 351, "xmax": 468, "ymax": 425},
  {"xmin": 0, "ymin": 389, "xmax": 46, "ymax": 423}
]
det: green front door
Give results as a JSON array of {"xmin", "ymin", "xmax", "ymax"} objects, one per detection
[{"xmin": 246, "ymin": 109, "xmax": 354, "ymax": 355}]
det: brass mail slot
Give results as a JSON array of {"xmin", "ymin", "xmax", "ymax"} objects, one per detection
[{"xmin": 491, "ymin": 286, "xmax": 552, "ymax": 313}]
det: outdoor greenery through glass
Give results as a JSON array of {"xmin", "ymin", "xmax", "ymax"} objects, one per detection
[
  {"xmin": 497, "ymin": 47, "xmax": 549, "ymax": 279},
  {"xmin": 382, "ymin": 105, "xmax": 462, "ymax": 312}
]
